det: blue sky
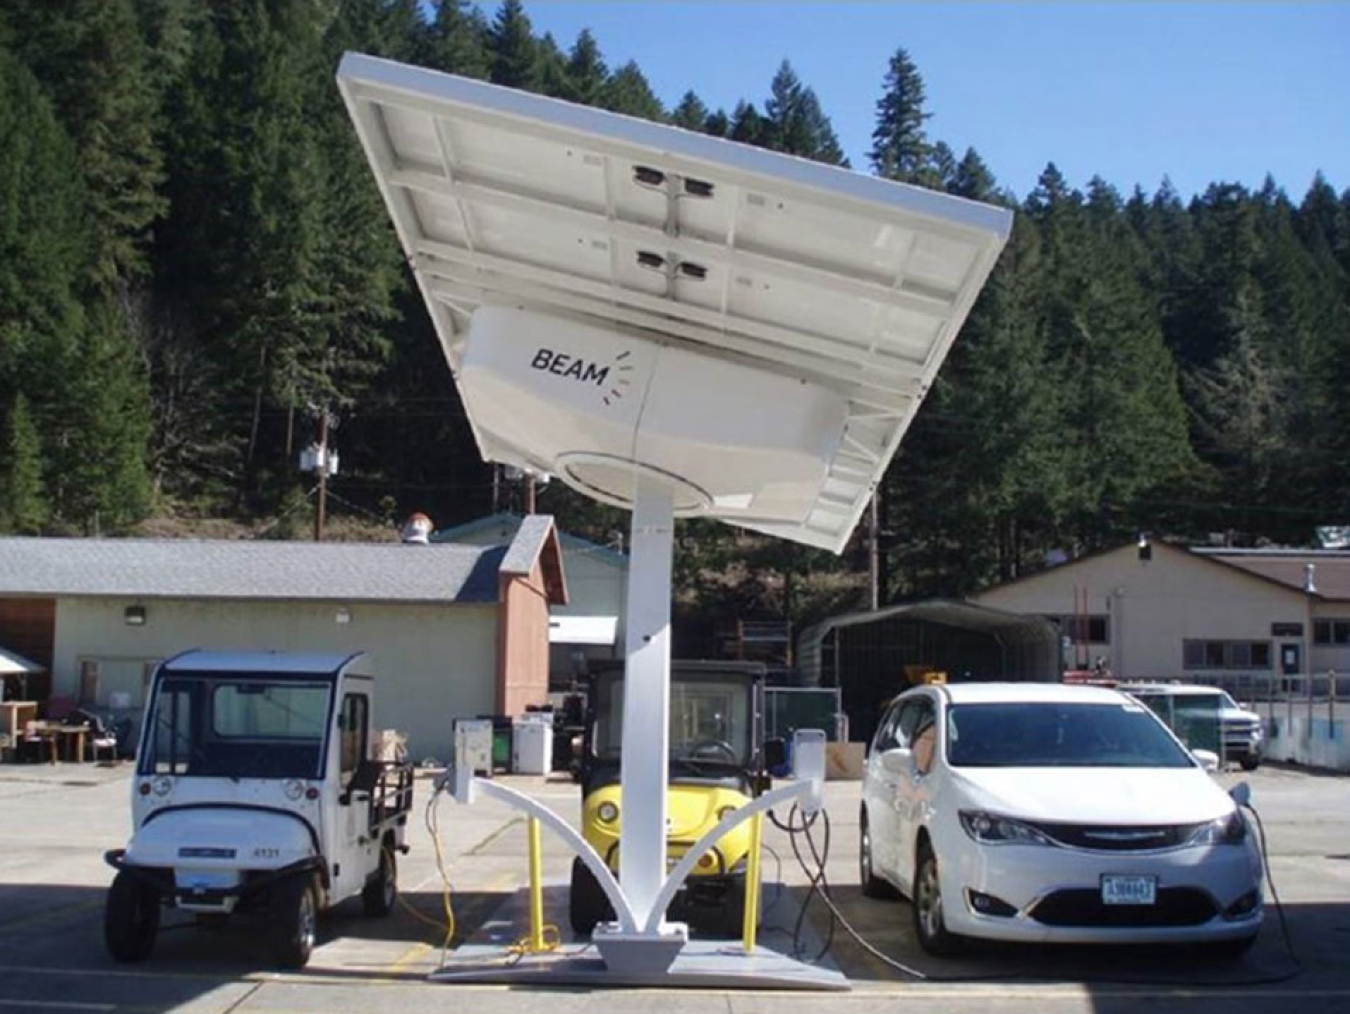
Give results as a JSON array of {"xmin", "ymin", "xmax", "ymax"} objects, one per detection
[{"xmin": 476, "ymin": 2, "xmax": 1349, "ymax": 202}]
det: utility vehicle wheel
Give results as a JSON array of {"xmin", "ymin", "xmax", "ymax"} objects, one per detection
[
  {"xmin": 362, "ymin": 845, "xmax": 397, "ymax": 917},
  {"xmin": 1240, "ymin": 755, "xmax": 1261, "ymax": 772},
  {"xmin": 271, "ymin": 875, "xmax": 318, "ymax": 969},
  {"xmin": 105, "ymin": 870, "xmax": 160, "ymax": 962},
  {"xmin": 859, "ymin": 807, "xmax": 898, "ymax": 900},
  {"xmin": 912, "ymin": 840, "xmax": 963, "ymax": 956},
  {"xmin": 568, "ymin": 857, "xmax": 613, "ymax": 936}
]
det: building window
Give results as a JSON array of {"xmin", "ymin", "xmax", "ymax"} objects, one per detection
[
  {"xmin": 1182, "ymin": 640, "xmax": 1273, "ymax": 670},
  {"xmin": 1045, "ymin": 614, "xmax": 1110, "ymax": 644},
  {"xmin": 1313, "ymin": 619, "xmax": 1350, "ymax": 645}
]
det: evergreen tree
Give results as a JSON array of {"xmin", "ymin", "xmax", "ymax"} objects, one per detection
[
  {"xmin": 486, "ymin": 0, "xmax": 537, "ymax": 90},
  {"xmin": 762, "ymin": 60, "xmax": 845, "ymax": 164},
  {"xmin": 0, "ymin": 46, "xmax": 88, "ymax": 526},
  {"xmin": 424, "ymin": 0, "xmax": 490, "ymax": 78},
  {"xmin": 0, "ymin": 0, "xmax": 166, "ymax": 289},
  {"xmin": 154, "ymin": 2, "xmax": 333, "ymax": 503},
  {"xmin": 563, "ymin": 28, "xmax": 606, "ymax": 105},
  {"xmin": 63, "ymin": 303, "xmax": 153, "ymax": 531},
  {"xmin": 870, "ymin": 47, "xmax": 931, "ymax": 182},
  {"xmin": 951, "ymin": 147, "xmax": 997, "ymax": 201},
  {"xmin": 600, "ymin": 61, "xmax": 664, "ymax": 121},
  {"xmin": 534, "ymin": 32, "xmax": 570, "ymax": 98},
  {"xmin": 923, "ymin": 140, "xmax": 957, "ymax": 190},
  {"xmin": 0, "ymin": 393, "xmax": 48, "ymax": 534},
  {"xmin": 703, "ymin": 107, "xmax": 730, "ymax": 137},
  {"xmin": 670, "ymin": 90, "xmax": 710, "ymax": 132},
  {"xmin": 729, "ymin": 100, "xmax": 766, "ymax": 145}
]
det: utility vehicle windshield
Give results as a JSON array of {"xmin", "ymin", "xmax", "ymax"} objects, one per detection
[
  {"xmin": 140, "ymin": 674, "xmax": 331, "ymax": 779},
  {"xmin": 593, "ymin": 676, "xmax": 753, "ymax": 769}
]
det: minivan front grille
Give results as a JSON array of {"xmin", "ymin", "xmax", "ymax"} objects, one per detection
[{"xmin": 1029, "ymin": 821, "xmax": 1205, "ymax": 851}]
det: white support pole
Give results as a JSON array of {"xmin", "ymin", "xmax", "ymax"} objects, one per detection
[{"xmin": 618, "ymin": 477, "xmax": 675, "ymax": 931}]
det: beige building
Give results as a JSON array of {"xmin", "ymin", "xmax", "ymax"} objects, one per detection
[
  {"xmin": 972, "ymin": 541, "xmax": 1350, "ymax": 683},
  {"xmin": 0, "ymin": 517, "xmax": 567, "ymax": 762}
]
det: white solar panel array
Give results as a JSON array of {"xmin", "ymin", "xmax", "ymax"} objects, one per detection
[{"xmin": 338, "ymin": 53, "xmax": 1012, "ymax": 552}]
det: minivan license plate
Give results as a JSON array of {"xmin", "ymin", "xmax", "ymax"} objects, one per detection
[{"xmin": 1101, "ymin": 875, "xmax": 1156, "ymax": 905}]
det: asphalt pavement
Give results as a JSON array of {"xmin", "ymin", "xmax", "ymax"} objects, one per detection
[{"xmin": 0, "ymin": 761, "xmax": 1346, "ymax": 1014}]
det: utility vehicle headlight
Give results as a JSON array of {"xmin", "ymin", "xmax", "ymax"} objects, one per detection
[
  {"xmin": 958, "ymin": 810, "xmax": 1055, "ymax": 846},
  {"xmin": 283, "ymin": 779, "xmax": 305, "ymax": 801},
  {"xmin": 596, "ymin": 801, "xmax": 619, "ymax": 824},
  {"xmin": 1187, "ymin": 809, "xmax": 1248, "ymax": 846},
  {"xmin": 151, "ymin": 775, "xmax": 174, "ymax": 797}
]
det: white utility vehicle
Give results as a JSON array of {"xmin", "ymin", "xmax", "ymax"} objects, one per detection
[{"xmin": 103, "ymin": 650, "xmax": 413, "ymax": 968}]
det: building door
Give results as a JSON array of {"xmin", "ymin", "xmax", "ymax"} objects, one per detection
[{"xmin": 1280, "ymin": 643, "xmax": 1301, "ymax": 676}]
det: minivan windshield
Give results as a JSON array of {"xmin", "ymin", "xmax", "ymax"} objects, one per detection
[
  {"xmin": 946, "ymin": 702, "xmax": 1194, "ymax": 768},
  {"xmin": 140, "ymin": 674, "xmax": 331, "ymax": 779}
]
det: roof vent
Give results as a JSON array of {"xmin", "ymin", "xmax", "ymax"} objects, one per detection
[
  {"xmin": 401, "ymin": 513, "xmax": 434, "ymax": 545},
  {"xmin": 1304, "ymin": 563, "xmax": 1317, "ymax": 594}
]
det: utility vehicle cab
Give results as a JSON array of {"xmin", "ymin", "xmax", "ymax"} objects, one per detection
[
  {"xmin": 569, "ymin": 661, "xmax": 778, "ymax": 937},
  {"xmin": 104, "ymin": 650, "xmax": 412, "ymax": 968}
]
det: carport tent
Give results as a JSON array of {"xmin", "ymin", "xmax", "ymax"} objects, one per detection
[{"xmin": 796, "ymin": 600, "xmax": 1060, "ymax": 744}]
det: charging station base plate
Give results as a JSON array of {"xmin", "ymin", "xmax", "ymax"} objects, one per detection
[{"xmin": 428, "ymin": 939, "xmax": 849, "ymax": 990}]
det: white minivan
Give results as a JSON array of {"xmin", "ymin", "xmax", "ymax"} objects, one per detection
[{"xmin": 859, "ymin": 683, "xmax": 1262, "ymax": 956}]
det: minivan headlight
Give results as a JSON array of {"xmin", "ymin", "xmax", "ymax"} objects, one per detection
[
  {"xmin": 958, "ymin": 810, "xmax": 1055, "ymax": 846},
  {"xmin": 1187, "ymin": 809, "xmax": 1248, "ymax": 846}
]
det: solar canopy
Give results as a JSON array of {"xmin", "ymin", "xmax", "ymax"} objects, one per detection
[{"xmin": 338, "ymin": 53, "xmax": 1012, "ymax": 552}]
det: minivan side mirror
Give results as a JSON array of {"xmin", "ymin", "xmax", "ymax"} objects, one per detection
[
  {"xmin": 1191, "ymin": 748, "xmax": 1219, "ymax": 772},
  {"xmin": 881, "ymin": 747, "xmax": 912, "ymax": 775}
]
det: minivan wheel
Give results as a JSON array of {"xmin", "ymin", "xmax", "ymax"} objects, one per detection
[
  {"xmin": 859, "ymin": 808, "xmax": 897, "ymax": 900},
  {"xmin": 912, "ymin": 841, "xmax": 962, "ymax": 956}
]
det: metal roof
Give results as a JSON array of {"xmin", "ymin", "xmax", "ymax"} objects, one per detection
[
  {"xmin": 498, "ymin": 514, "xmax": 568, "ymax": 603},
  {"xmin": 336, "ymin": 53, "xmax": 1012, "ymax": 552},
  {"xmin": 434, "ymin": 512, "xmax": 629, "ymax": 567},
  {"xmin": 1193, "ymin": 548, "xmax": 1350, "ymax": 601},
  {"xmin": 0, "ymin": 537, "xmax": 508, "ymax": 604},
  {"xmin": 796, "ymin": 599, "xmax": 1061, "ymax": 687}
]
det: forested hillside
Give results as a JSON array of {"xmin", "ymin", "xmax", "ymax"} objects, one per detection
[{"xmin": 1, "ymin": 1, "xmax": 1347, "ymax": 634}]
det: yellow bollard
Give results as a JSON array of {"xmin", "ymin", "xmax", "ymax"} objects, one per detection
[
  {"xmin": 742, "ymin": 811, "xmax": 764, "ymax": 953},
  {"xmin": 527, "ymin": 815, "xmax": 545, "ymax": 952}
]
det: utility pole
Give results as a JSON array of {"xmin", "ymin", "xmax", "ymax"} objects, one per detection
[
  {"xmin": 868, "ymin": 490, "xmax": 880, "ymax": 611},
  {"xmin": 314, "ymin": 409, "xmax": 330, "ymax": 543}
]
